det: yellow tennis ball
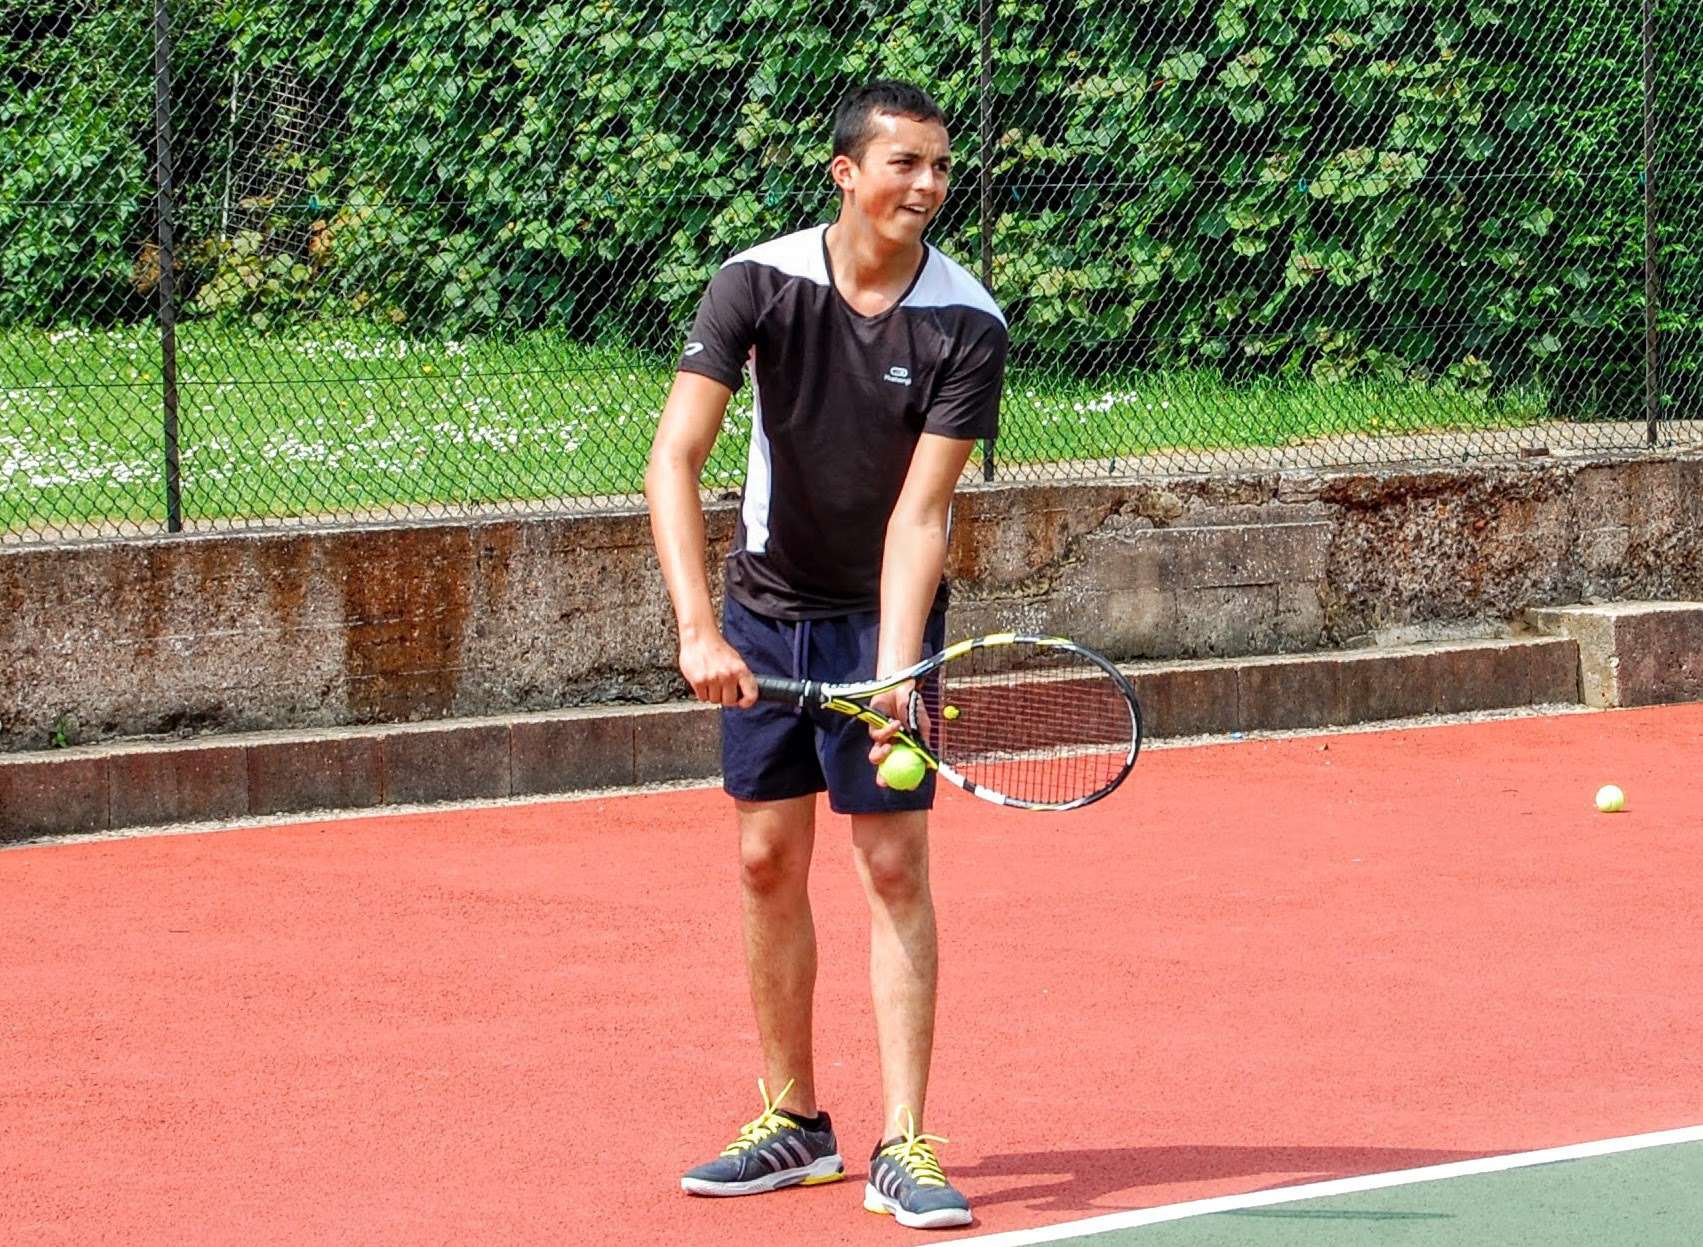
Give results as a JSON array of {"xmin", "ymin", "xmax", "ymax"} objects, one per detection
[
  {"xmin": 878, "ymin": 747, "xmax": 928, "ymax": 791},
  {"xmin": 1595, "ymin": 784, "xmax": 1625, "ymax": 813},
  {"xmin": 943, "ymin": 705, "xmax": 960, "ymax": 720}
]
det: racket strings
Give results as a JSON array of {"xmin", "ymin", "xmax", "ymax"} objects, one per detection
[{"xmin": 929, "ymin": 646, "xmax": 1136, "ymax": 806}]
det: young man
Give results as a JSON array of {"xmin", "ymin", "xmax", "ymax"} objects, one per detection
[{"xmin": 646, "ymin": 80, "xmax": 1007, "ymax": 1231}]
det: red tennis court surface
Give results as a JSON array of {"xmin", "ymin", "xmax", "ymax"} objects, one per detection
[{"xmin": 5, "ymin": 705, "xmax": 1701, "ymax": 1245}]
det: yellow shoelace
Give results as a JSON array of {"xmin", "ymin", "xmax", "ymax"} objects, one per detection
[
  {"xmin": 878, "ymin": 1107, "xmax": 951, "ymax": 1187},
  {"xmin": 720, "ymin": 1078, "xmax": 799, "ymax": 1156}
]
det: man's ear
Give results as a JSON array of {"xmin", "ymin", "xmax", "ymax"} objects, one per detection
[{"xmin": 829, "ymin": 152, "xmax": 857, "ymax": 193}]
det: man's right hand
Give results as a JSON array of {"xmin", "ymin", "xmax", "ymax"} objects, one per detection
[{"xmin": 679, "ymin": 628, "xmax": 759, "ymax": 708}]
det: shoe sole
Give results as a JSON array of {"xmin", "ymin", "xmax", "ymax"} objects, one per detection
[
  {"xmin": 863, "ymin": 1181, "xmax": 974, "ymax": 1229},
  {"xmin": 680, "ymin": 1155, "xmax": 845, "ymax": 1197}
]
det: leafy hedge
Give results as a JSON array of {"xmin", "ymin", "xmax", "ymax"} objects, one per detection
[
  {"xmin": 7, "ymin": 0, "xmax": 1703, "ymax": 407},
  {"xmin": 0, "ymin": 1, "xmax": 150, "ymax": 324}
]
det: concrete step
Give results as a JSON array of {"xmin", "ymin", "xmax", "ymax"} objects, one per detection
[
  {"xmin": 2, "ymin": 629, "xmax": 1611, "ymax": 844},
  {"xmin": 1524, "ymin": 601, "xmax": 1703, "ymax": 708}
]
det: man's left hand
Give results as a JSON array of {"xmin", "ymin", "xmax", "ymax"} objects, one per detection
[{"xmin": 868, "ymin": 681, "xmax": 931, "ymax": 779}]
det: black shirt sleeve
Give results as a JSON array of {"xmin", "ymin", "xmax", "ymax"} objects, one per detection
[
  {"xmin": 924, "ymin": 316, "xmax": 1007, "ymax": 440},
  {"xmin": 677, "ymin": 262, "xmax": 759, "ymax": 390}
]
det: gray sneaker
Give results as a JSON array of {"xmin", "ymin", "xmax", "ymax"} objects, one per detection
[
  {"xmin": 681, "ymin": 1079, "xmax": 844, "ymax": 1197},
  {"xmin": 863, "ymin": 1111, "xmax": 972, "ymax": 1229}
]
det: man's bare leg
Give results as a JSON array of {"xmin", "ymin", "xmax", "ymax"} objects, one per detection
[
  {"xmin": 849, "ymin": 809, "xmax": 936, "ymax": 1136},
  {"xmin": 738, "ymin": 795, "xmax": 820, "ymax": 1114}
]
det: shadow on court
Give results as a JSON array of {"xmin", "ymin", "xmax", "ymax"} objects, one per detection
[{"xmin": 958, "ymin": 1145, "xmax": 1485, "ymax": 1214}]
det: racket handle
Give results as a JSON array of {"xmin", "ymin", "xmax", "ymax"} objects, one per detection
[{"xmin": 754, "ymin": 675, "xmax": 816, "ymax": 707}]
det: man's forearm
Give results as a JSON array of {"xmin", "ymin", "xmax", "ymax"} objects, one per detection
[
  {"xmin": 646, "ymin": 457, "xmax": 719, "ymax": 640},
  {"xmin": 876, "ymin": 514, "xmax": 949, "ymax": 677}
]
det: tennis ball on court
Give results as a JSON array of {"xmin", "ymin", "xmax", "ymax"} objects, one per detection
[
  {"xmin": 878, "ymin": 747, "xmax": 928, "ymax": 791},
  {"xmin": 1595, "ymin": 784, "xmax": 1625, "ymax": 813},
  {"xmin": 943, "ymin": 705, "xmax": 960, "ymax": 720}
]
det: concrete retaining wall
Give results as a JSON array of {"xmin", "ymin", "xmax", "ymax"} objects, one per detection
[
  {"xmin": 1, "ymin": 636, "xmax": 1587, "ymax": 841},
  {"xmin": 4, "ymin": 453, "xmax": 1700, "ymax": 753}
]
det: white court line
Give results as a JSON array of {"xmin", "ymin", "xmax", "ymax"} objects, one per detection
[{"xmin": 958, "ymin": 1125, "xmax": 1703, "ymax": 1245}]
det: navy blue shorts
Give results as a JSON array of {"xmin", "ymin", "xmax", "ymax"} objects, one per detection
[{"xmin": 721, "ymin": 595, "xmax": 946, "ymax": 814}]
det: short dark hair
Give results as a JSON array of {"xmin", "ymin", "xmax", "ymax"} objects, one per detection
[{"xmin": 832, "ymin": 81, "xmax": 948, "ymax": 164}]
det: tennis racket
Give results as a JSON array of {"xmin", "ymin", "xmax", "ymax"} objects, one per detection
[{"xmin": 755, "ymin": 632, "xmax": 1142, "ymax": 812}]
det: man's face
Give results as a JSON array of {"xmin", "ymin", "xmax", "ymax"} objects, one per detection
[{"xmin": 836, "ymin": 111, "xmax": 952, "ymax": 245}]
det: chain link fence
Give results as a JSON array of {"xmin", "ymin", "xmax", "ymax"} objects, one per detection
[{"xmin": 4, "ymin": 0, "xmax": 1701, "ymax": 544}]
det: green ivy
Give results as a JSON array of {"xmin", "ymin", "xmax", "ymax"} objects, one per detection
[
  {"xmin": 6, "ymin": 0, "xmax": 1703, "ymax": 410},
  {"xmin": 0, "ymin": 2, "xmax": 151, "ymax": 324}
]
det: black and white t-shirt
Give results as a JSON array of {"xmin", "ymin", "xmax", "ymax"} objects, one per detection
[{"xmin": 678, "ymin": 224, "xmax": 1008, "ymax": 620}]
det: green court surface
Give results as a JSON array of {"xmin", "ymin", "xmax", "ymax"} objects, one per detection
[{"xmin": 1008, "ymin": 1140, "xmax": 1702, "ymax": 1246}]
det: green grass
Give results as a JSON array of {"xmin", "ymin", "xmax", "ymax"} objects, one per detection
[
  {"xmin": 2, "ymin": 320, "xmax": 1554, "ymax": 533},
  {"xmin": 999, "ymin": 367, "xmax": 1551, "ymax": 465}
]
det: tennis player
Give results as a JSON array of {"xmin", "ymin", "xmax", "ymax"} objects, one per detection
[{"xmin": 646, "ymin": 80, "xmax": 1007, "ymax": 1230}]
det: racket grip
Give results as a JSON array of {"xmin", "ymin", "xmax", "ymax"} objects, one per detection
[{"xmin": 754, "ymin": 675, "xmax": 814, "ymax": 707}]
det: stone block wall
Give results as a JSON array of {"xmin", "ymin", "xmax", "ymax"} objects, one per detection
[{"xmin": 3, "ymin": 453, "xmax": 1699, "ymax": 753}]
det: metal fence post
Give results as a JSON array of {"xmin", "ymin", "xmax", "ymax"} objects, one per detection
[
  {"xmin": 1643, "ymin": 0, "xmax": 1662, "ymax": 446},
  {"xmin": 153, "ymin": 0, "xmax": 183, "ymax": 531},
  {"xmin": 978, "ymin": 0, "xmax": 996, "ymax": 482}
]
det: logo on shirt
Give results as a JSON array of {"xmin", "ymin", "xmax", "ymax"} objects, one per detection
[
  {"xmin": 683, "ymin": 342, "xmax": 705, "ymax": 357},
  {"xmin": 883, "ymin": 365, "xmax": 912, "ymax": 387}
]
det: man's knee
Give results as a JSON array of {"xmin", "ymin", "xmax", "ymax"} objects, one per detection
[
  {"xmin": 853, "ymin": 822, "xmax": 929, "ymax": 905},
  {"xmin": 740, "ymin": 830, "xmax": 810, "ymax": 896}
]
